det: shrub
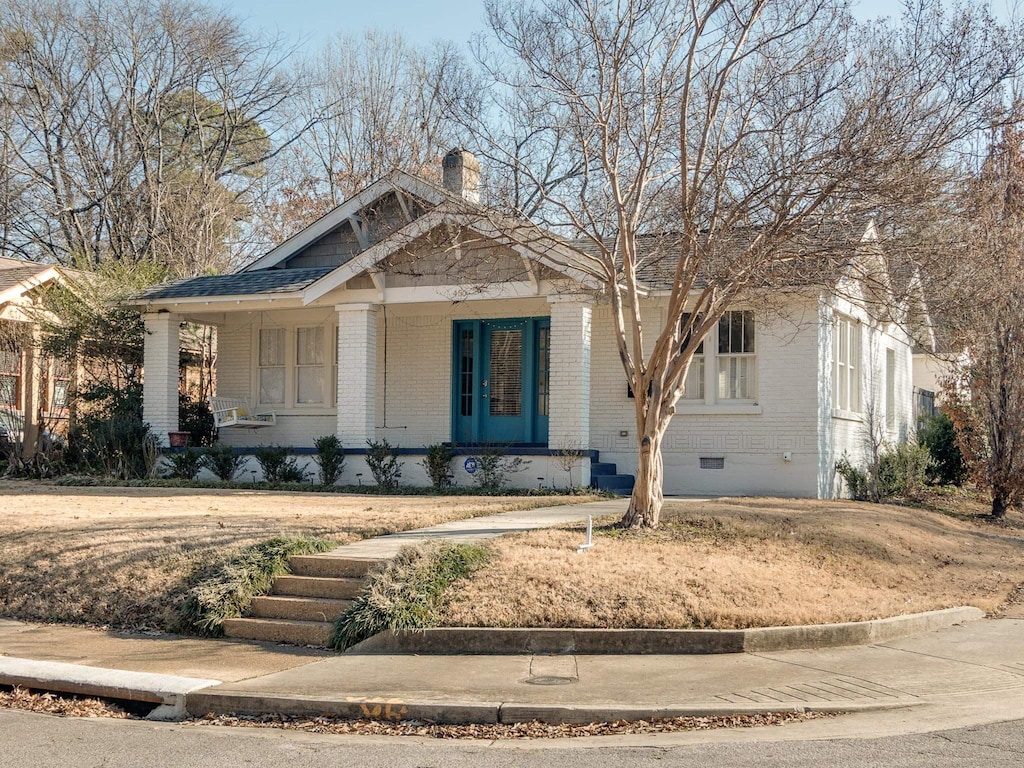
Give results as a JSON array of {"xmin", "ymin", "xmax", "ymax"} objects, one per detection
[
  {"xmin": 201, "ymin": 444, "xmax": 247, "ymax": 482},
  {"xmin": 254, "ymin": 445, "xmax": 308, "ymax": 483},
  {"xmin": 420, "ymin": 443, "xmax": 454, "ymax": 490},
  {"xmin": 178, "ymin": 392, "xmax": 216, "ymax": 447},
  {"xmin": 366, "ymin": 438, "xmax": 402, "ymax": 491},
  {"xmin": 72, "ymin": 382, "xmax": 160, "ymax": 479},
  {"xmin": 835, "ymin": 452, "xmax": 870, "ymax": 501},
  {"xmin": 313, "ymin": 434, "xmax": 345, "ymax": 485},
  {"xmin": 917, "ymin": 412, "xmax": 967, "ymax": 486},
  {"xmin": 176, "ymin": 536, "xmax": 333, "ymax": 637},
  {"xmin": 163, "ymin": 446, "xmax": 203, "ymax": 481},
  {"xmin": 328, "ymin": 541, "xmax": 489, "ymax": 651},
  {"xmin": 474, "ymin": 447, "xmax": 529, "ymax": 492},
  {"xmin": 876, "ymin": 442, "xmax": 932, "ymax": 500}
]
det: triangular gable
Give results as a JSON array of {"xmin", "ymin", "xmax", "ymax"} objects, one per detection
[
  {"xmin": 0, "ymin": 264, "xmax": 61, "ymax": 307},
  {"xmin": 242, "ymin": 172, "xmax": 455, "ymax": 273},
  {"xmin": 300, "ymin": 203, "xmax": 600, "ymax": 305}
]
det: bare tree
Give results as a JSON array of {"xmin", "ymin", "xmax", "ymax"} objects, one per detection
[
  {"xmin": 941, "ymin": 117, "xmax": 1024, "ymax": 519},
  {"xmin": 253, "ymin": 30, "xmax": 464, "ymax": 244},
  {"xmin": 458, "ymin": 0, "xmax": 1022, "ymax": 527},
  {"xmin": 0, "ymin": 0, "xmax": 299, "ymax": 276}
]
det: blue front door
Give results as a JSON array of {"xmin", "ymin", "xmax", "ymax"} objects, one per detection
[{"xmin": 453, "ymin": 318, "xmax": 549, "ymax": 445}]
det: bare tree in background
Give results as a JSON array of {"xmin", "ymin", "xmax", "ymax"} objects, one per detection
[
  {"xmin": 0, "ymin": 0, "xmax": 299, "ymax": 277},
  {"xmin": 455, "ymin": 0, "xmax": 1022, "ymax": 528},
  {"xmin": 254, "ymin": 30, "xmax": 464, "ymax": 244},
  {"xmin": 940, "ymin": 117, "xmax": 1024, "ymax": 519}
]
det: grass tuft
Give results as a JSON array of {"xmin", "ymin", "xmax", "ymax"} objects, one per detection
[
  {"xmin": 329, "ymin": 541, "xmax": 490, "ymax": 651},
  {"xmin": 176, "ymin": 535, "xmax": 333, "ymax": 637}
]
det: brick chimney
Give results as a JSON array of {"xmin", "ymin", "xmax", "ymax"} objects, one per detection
[{"xmin": 442, "ymin": 148, "xmax": 480, "ymax": 204}]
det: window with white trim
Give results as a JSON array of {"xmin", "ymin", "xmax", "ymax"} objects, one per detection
[
  {"xmin": 833, "ymin": 315, "xmax": 861, "ymax": 413},
  {"xmin": 296, "ymin": 326, "xmax": 325, "ymax": 404},
  {"xmin": 680, "ymin": 313, "xmax": 705, "ymax": 400},
  {"xmin": 717, "ymin": 310, "xmax": 756, "ymax": 400},
  {"xmin": 258, "ymin": 328, "xmax": 285, "ymax": 404},
  {"xmin": 885, "ymin": 348, "xmax": 896, "ymax": 430}
]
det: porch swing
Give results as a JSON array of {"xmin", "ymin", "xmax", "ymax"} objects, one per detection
[{"xmin": 209, "ymin": 396, "xmax": 276, "ymax": 429}]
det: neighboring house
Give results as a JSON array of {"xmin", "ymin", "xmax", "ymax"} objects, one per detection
[
  {"xmin": 134, "ymin": 150, "xmax": 920, "ymax": 498},
  {"xmin": 0, "ymin": 257, "xmax": 73, "ymax": 456}
]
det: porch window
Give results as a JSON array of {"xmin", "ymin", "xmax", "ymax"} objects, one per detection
[
  {"xmin": 717, "ymin": 310, "xmax": 756, "ymax": 400},
  {"xmin": 296, "ymin": 326, "xmax": 325, "ymax": 404},
  {"xmin": 833, "ymin": 314, "xmax": 861, "ymax": 413},
  {"xmin": 258, "ymin": 327, "xmax": 285, "ymax": 404}
]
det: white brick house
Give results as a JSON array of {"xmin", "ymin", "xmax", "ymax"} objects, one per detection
[{"xmin": 134, "ymin": 151, "xmax": 917, "ymax": 497}]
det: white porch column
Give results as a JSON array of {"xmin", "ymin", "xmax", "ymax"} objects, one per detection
[
  {"xmin": 143, "ymin": 311, "xmax": 180, "ymax": 446},
  {"xmin": 548, "ymin": 295, "xmax": 593, "ymax": 486},
  {"xmin": 336, "ymin": 303, "xmax": 378, "ymax": 447}
]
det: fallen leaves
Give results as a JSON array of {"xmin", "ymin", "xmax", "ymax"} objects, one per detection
[
  {"xmin": 189, "ymin": 710, "xmax": 833, "ymax": 739},
  {"xmin": 0, "ymin": 687, "xmax": 130, "ymax": 718}
]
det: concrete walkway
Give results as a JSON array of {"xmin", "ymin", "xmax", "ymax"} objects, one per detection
[{"xmin": 319, "ymin": 498, "xmax": 629, "ymax": 560}]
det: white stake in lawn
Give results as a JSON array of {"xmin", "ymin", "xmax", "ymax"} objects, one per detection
[{"xmin": 577, "ymin": 515, "xmax": 595, "ymax": 553}]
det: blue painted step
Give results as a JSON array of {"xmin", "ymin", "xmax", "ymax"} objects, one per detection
[
  {"xmin": 589, "ymin": 453, "xmax": 635, "ymax": 495},
  {"xmin": 595, "ymin": 474, "xmax": 635, "ymax": 495}
]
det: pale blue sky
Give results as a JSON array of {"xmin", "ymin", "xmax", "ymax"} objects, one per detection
[{"xmin": 219, "ymin": 1, "xmax": 1014, "ymax": 49}]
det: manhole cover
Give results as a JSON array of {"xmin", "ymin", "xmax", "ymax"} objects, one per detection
[{"xmin": 523, "ymin": 676, "xmax": 578, "ymax": 686}]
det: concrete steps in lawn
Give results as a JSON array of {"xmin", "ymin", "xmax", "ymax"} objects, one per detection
[
  {"xmin": 222, "ymin": 556, "xmax": 383, "ymax": 647},
  {"xmin": 222, "ymin": 617, "xmax": 334, "ymax": 647}
]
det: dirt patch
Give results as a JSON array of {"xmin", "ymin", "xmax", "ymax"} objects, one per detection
[
  {"xmin": 0, "ymin": 480, "xmax": 589, "ymax": 632},
  {"xmin": 441, "ymin": 496, "xmax": 1024, "ymax": 629}
]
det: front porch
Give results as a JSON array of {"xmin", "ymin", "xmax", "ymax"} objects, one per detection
[{"xmin": 142, "ymin": 295, "xmax": 600, "ymax": 489}]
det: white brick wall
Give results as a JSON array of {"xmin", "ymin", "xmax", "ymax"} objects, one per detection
[
  {"xmin": 588, "ymin": 298, "xmax": 823, "ymax": 497},
  {"xmin": 142, "ymin": 312, "xmax": 179, "ymax": 445},
  {"xmin": 202, "ymin": 291, "xmax": 915, "ymax": 497},
  {"xmin": 822, "ymin": 293, "xmax": 917, "ymax": 498},
  {"xmin": 547, "ymin": 296, "xmax": 593, "ymax": 485}
]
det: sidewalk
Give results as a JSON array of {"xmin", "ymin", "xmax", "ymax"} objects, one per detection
[
  {"xmin": 2, "ymin": 496, "xmax": 1023, "ymax": 729},
  {"xmin": 3, "ymin": 616, "xmax": 1024, "ymax": 727}
]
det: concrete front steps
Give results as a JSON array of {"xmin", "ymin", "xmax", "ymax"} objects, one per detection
[
  {"xmin": 222, "ymin": 555, "xmax": 382, "ymax": 648},
  {"xmin": 590, "ymin": 456, "xmax": 635, "ymax": 495}
]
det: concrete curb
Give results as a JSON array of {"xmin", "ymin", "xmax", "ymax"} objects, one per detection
[
  {"xmin": 0, "ymin": 656, "xmax": 221, "ymax": 721},
  {"xmin": 185, "ymin": 689, "xmax": 915, "ymax": 725},
  {"xmin": 348, "ymin": 607, "xmax": 985, "ymax": 655}
]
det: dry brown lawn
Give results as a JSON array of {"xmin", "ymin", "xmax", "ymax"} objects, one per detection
[
  {"xmin": 0, "ymin": 480, "xmax": 591, "ymax": 632},
  {"xmin": 442, "ymin": 495, "xmax": 1024, "ymax": 629}
]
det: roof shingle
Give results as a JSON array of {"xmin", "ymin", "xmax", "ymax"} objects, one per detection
[{"xmin": 138, "ymin": 267, "xmax": 335, "ymax": 300}]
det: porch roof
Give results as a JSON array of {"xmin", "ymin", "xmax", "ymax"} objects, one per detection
[{"xmin": 137, "ymin": 266, "xmax": 334, "ymax": 300}]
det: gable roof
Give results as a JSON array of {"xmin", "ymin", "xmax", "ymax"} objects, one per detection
[
  {"xmin": 240, "ymin": 172, "xmax": 456, "ymax": 273},
  {"xmin": 0, "ymin": 259, "xmax": 61, "ymax": 306}
]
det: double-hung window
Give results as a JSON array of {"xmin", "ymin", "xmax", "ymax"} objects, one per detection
[
  {"xmin": 833, "ymin": 315, "xmax": 861, "ymax": 413},
  {"xmin": 296, "ymin": 326, "xmax": 325, "ymax": 404},
  {"xmin": 680, "ymin": 313, "xmax": 705, "ymax": 400},
  {"xmin": 717, "ymin": 310, "xmax": 756, "ymax": 400},
  {"xmin": 258, "ymin": 328, "xmax": 286, "ymax": 405}
]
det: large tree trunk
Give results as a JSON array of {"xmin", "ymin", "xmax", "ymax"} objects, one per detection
[
  {"xmin": 622, "ymin": 428, "xmax": 665, "ymax": 528},
  {"xmin": 991, "ymin": 491, "xmax": 1009, "ymax": 519}
]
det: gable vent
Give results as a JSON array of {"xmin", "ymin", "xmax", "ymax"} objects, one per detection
[{"xmin": 700, "ymin": 457, "xmax": 725, "ymax": 470}]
